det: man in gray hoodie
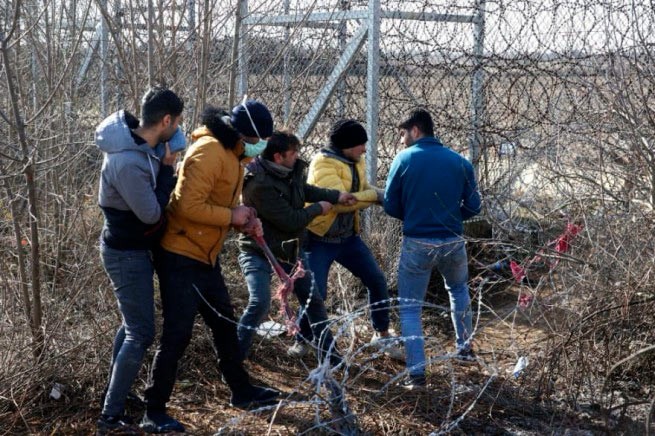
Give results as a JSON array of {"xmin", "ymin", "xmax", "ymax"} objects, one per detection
[{"xmin": 95, "ymin": 87, "xmax": 183, "ymax": 434}]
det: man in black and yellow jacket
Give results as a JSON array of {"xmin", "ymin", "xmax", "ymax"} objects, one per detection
[
  {"xmin": 304, "ymin": 119, "xmax": 402, "ymax": 359},
  {"xmin": 141, "ymin": 102, "xmax": 280, "ymax": 433},
  {"xmin": 236, "ymin": 130, "xmax": 355, "ymax": 362}
]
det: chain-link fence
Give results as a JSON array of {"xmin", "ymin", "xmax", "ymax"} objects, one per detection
[
  {"xmin": 2, "ymin": 0, "xmax": 655, "ymax": 433},
  {"xmin": 80, "ymin": 0, "xmax": 655, "ymax": 210}
]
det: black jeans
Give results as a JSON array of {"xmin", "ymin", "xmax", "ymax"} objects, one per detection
[{"xmin": 144, "ymin": 249, "xmax": 250, "ymax": 411}]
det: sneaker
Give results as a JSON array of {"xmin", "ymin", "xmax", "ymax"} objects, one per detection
[
  {"xmin": 100, "ymin": 389, "xmax": 145, "ymax": 410},
  {"xmin": 139, "ymin": 410, "xmax": 185, "ymax": 433},
  {"xmin": 455, "ymin": 348, "xmax": 477, "ymax": 364},
  {"xmin": 230, "ymin": 385, "xmax": 281, "ymax": 410},
  {"xmin": 287, "ymin": 341, "xmax": 311, "ymax": 358},
  {"xmin": 125, "ymin": 392, "xmax": 146, "ymax": 409},
  {"xmin": 370, "ymin": 332, "xmax": 405, "ymax": 361},
  {"xmin": 400, "ymin": 374, "xmax": 427, "ymax": 391},
  {"xmin": 96, "ymin": 414, "xmax": 141, "ymax": 435}
]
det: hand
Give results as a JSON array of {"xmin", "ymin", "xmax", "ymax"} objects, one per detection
[
  {"xmin": 237, "ymin": 217, "xmax": 263, "ymax": 238},
  {"xmin": 231, "ymin": 205, "xmax": 256, "ymax": 227},
  {"xmin": 338, "ymin": 192, "xmax": 357, "ymax": 206},
  {"xmin": 318, "ymin": 201, "xmax": 333, "ymax": 215},
  {"xmin": 162, "ymin": 143, "xmax": 178, "ymax": 167}
]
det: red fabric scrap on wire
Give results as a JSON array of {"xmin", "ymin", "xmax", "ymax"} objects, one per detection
[
  {"xmin": 274, "ymin": 261, "xmax": 304, "ymax": 336},
  {"xmin": 554, "ymin": 222, "xmax": 583, "ymax": 254},
  {"xmin": 518, "ymin": 293, "xmax": 533, "ymax": 308},
  {"xmin": 510, "ymin": 222, "xmax": 583, "ymax": 284},
  {"xmin": 253, "ymin": 234, "xmax": 301, "ymax": 336},
  {"xmin": 510, "ymin": 260, "xmax": 526, "ymax": 283}
]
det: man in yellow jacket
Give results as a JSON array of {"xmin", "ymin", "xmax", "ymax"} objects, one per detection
[
  {"xmin": 302, "ymin": 119, "xmax": 402, "ymax": 359},
  {"xmin": 140, "ymin": 102, "xmax": 280, "ymax": 433}
]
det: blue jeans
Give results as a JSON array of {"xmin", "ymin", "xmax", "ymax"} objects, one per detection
[
  {"xmin": 100, "ymin": 242, "xmax": 155, "ymax": 417},
  {"xmin": 398, "ymin": 236, "xmax": 472, "ymax": 377},
  {"xmin": 304, "ymin": 235, "xmax": 390, "ymax": 341},
  {"xmin": 237, "ymin": 249, "xmax": 338, "ymax": 363}
]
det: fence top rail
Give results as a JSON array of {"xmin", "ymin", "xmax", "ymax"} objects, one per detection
[{"xmin": 243, "ymin": 10, "xmax": 476, "ymax": 26}]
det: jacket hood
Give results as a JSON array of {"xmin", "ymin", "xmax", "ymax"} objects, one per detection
[
  {"xmin": 320, "ymin": 146, "xmax": 355, "ymax": 165},
  {"xmin": 191, "ymin": 125, "xmax": 213, "ymax": 141},
  {"xmin": 95, "ymin": 110, "xmax": 155, "ymax": 155},
  {"xmin": 245, "ymin": 156, "xmax": 307, "ymax": 181},
  {"xmin": 191, "ymin": 125, "xmax": 246, "ymax": 158}
]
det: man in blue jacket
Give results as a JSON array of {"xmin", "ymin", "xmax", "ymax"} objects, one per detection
[{"xmin": 384, "ymin": 108, "xmax": 481, "ymax": 390}]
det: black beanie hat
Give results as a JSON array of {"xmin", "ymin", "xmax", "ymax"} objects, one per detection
[
  {"xmin": 329, "ymin": 119, "xmax": 368, "ymax": 150},
  {"xmin": 231, "ymin": 99, "xmax": 274, "ymax": 138}
]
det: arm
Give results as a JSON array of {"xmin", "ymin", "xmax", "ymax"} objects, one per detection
[
  {"xmin": 153, "ymin": 142, "xmax": 179, "ymax": 209},
  {"xmin": 251, "ymin": 183, "xmax": 324, "ymax": 234},
  {"xmin": 383, "ymin": 155, "xmax": 405, "ymax": 219},
  {"xmin": 172, "ymin": 144, "xmax": 233, "ymax": 227},
  {"xmin": 460, "ymin": 161, "xmax": 482, "ymax": 220},
  {"xmin": 113, "ymin": 161, "xmax": 163, "ymax": 224},
  {"xmin": 303, "ymin": 183, "xmax": 340, "ymax": 204},
  {"xmin": 307, "ymin": 158, "xmax": 378, "ymax": 212},
  {"xmin": 154, "ymin": 165, "xmax": 176, "ymax": 209}
]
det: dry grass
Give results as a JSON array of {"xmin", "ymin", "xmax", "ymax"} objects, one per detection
[
  {"xmin": 2, "ymin": 210, "xmax": 649, "ymax": 435},
  {"xmin": 2, "ymin": 8, "xmax": 655, "ymax": 432}
]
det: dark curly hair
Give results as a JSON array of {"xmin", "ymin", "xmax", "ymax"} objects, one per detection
[
  {"xmin": 261, "ymin": 130, "xmax": 300, "ymax": 161},
  {"xmin": 201, "ymin": 105, "xmax": 240, "ymax": 150}
]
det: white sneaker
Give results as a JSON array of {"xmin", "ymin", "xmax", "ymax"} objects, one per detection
[
  {"xmin": 370, "ymin": 332, "xmax": 405, "ymax": 361},
  {"xmin": 287, "ymin": 341, "xmax": 311, "ymax": 358}
]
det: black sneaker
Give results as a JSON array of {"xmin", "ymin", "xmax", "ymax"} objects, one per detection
[
  {"xmin": 100, "ymin": 389, "xmax": 145, "ymax": 411},
  {"xmin": 96, "ymin": 414, "xmax": 142, "ymax": 435},
  {"xmin": 455, "ymin": 348, "xmax": 477, "ymax": 364},
  {"xmin": 139, "ymin": 410, "xmax": 185, "ymax": 433},
  {"xmin": 125, "ymin": 392, "xmax": 146, "ymax": 409},
  {"xmin": 230, "ymin": 385, "xmax": 281, "ymax": 410},
  {"xmin": 401, "ymin": 375, "xmax": 427, "ymax": 391}
]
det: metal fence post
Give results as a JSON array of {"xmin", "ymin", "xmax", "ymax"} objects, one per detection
[
  {"xmin": 469, "ymin": 0, "xmax": 485, "ymax": 172},
  {"xmin": 187, "ymin": 0, "xmax": 196, "ymax": 43},
  {"xmin": 365, "ymin": 0, "xmax": 381, "ymax": 233},
  {"xmin": 336, "ymin": 0, "xmax": 350, "ymax": 118},
  {"xmin": 147, "ymin": 0, "xmax": 154, "ymax": 87},
  {"xmin": 283, "ymin": 0, "xmax": 291, "ymax": 123}
]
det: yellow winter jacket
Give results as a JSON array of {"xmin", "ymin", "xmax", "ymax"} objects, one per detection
[
  {"xmin": 160, "ymin": 126, "xmax": 245, "ymax": 265},
  {"xmin": 306, "ymin": 149, "xmax": 380, "ymax": 236}
]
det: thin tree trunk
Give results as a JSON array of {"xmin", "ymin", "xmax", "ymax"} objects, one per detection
[
  {"xmin": 193, "ymin": 0, "xmax": 210, "ymax": 128},
  {"xmin": 0, "ymin": 164, "xmax": 33, "ymax": 338},
  {"xmin": 1, "ymin": 31, "xmax": 45, "ymax": 360}
]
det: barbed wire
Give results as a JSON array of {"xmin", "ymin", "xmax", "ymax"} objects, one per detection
[{"xmin": 2, "ymin": 0, "xmax": 655, "ymax": 433}]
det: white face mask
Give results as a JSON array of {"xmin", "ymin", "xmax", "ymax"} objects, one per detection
[
  {"xmin": 244, "ymin": 139, "xmax": 267, "ymax": 157},
  {"xmin": 240, "ymin": 95, "xmax": 268, "ymax": 157}
]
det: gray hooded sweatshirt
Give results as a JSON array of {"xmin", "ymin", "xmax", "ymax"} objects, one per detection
[{"xmin": 96, "ymin": 110, "xmax": 176, "ymax": 250}]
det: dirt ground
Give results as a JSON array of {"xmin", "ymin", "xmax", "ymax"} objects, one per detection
[{"xmin": 17, "ymin": 266, "xmax": 626, "ymax": 436}]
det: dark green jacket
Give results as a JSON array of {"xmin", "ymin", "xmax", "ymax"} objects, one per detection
[{"xmin": 238, "ymin": 156, "xmax": 340, "ymax": 263}]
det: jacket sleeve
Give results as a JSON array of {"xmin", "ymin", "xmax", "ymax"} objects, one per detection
[
  {"xmin": 155, "ymin": 164, "xmax": 176, "ymax": 209},
  {"xmin": 112, "ymin": 157, "xmax": 162, "ymax": 224},
  {"xmin": 251, "ymin": 182, "xmax": 323, "ymax": 233},
  {"xmin": 460, "ymin": 160, "xmax": 482, "ymax": 220},
  {"xmin": 171, "ymin": 143, "xmax": 233, "ymax": 226},
  {"xmin": 303, "ymin": 183, "xmax": 340, "ymax": 204},
  {"xmin": 308, "ymin": 158, "xmax": 379, "ymax": 212},
  {"xmin": 383, "ymin": 154, "xmax": 405, "ymax": 220}
]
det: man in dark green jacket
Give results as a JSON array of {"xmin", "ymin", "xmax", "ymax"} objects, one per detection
[{"xmin": 237, "ymin": 130, "xmax": 355, "ymax": 363}]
